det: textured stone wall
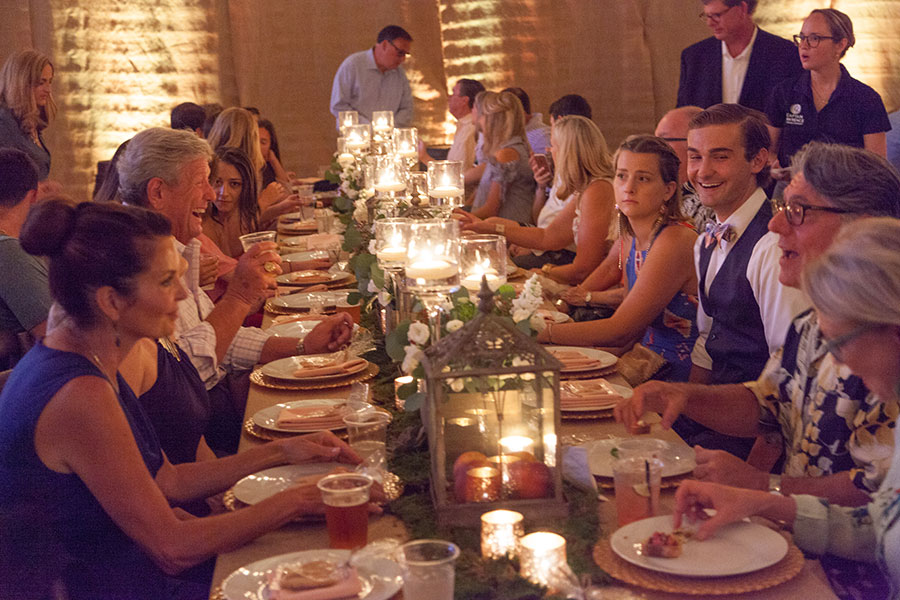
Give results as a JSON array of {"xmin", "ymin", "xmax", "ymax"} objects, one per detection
[{"xmin": 0, "ymin": 1, "xmax": 896, "ymax": 202}]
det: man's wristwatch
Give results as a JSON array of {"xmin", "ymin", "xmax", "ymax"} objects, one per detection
[
  {"xmin": 296, "ymin": 338, "xmax": 305, "ymax": 355},
  {"xmin": 768, "ymin": 474, "xmax": 783, "ymax": 495}
]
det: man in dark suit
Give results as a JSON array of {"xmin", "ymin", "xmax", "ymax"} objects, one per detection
[{"xmin": 677, "ymin": 0, "xmax": 802, "ymax": 112}]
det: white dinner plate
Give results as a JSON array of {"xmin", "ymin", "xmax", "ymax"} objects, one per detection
[
  {"xmin": 279, "ymin": 249, "xmax": 329, "ymax": 262},
  {"xmin": 584, "ymin": 438, "xmax": 696, "ymax": 478},
  {"xmin": 276, "ymin": 270, "xmax": 351, "ymax": 286},
  {"xmin": 260, "ymin": 354, "xmax": 368, "ymax": 382},
  {"xmin": 545, "ymin": 345, "xmax": 618, "ymax": 372},
  {"xmin": 221, "ymin": 549, "xmax": 403, "ymax": 600},
  {"xmin": 610, "ymin": 515, "xmax": 788, "ymax": 577},
  {"xmin": 278, "ymin": 220, "xmax": 318, "ymax": 233},
  {"xmin": 233, "ymin": 463, "xmax": 335, "ymax": 505},
  {"xmin": 561, "ymin": 382, "xmax": 632, "ymax": 412},
  {"xmin": 535, "ymin": 309, "xmax": 570, "ymax": 324},
  {"xmin": 271, "ymin": 290, "xmax": 353, "ymax": 310},
  {"xmin": 267, "ymin": 320, "xmax": 360, "ymax": 339},
  {"xmin": 252, "ymin": 398, "xmax": 347, "ymax": 433}
]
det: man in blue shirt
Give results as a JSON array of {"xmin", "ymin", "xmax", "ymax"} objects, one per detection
[{"xmin": 330, "ymin": 25, "xmax": 414, "ymax": 128}]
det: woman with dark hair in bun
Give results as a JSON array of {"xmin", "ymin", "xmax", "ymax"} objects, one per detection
[{"xmin": 0, "ymin": 200, "xmax": 365, "ymax": 599}]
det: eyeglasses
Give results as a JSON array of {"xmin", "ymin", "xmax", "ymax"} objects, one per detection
[
  {"xmin": 699, "ymin": 4, "xmax": 735, "ymax": 23},
  {"xmin": 792, "ymin": 34, "xmax": 837, "ymax": 48},
  {"xmin": 822, "ymin": 323, "xmax": 876, "ymax": 363},
  {"xmin": 773, "ymin": 198, "xmax": 855, "ymax": 226},
  {"xmin": 387, "ymin": 39, "xmax": 410, "ymax": 58}
]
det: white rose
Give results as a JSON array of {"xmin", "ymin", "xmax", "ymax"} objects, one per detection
[
  {"xmin": 401, "ymin": 344, "xmax": 424, "ymax": 374},
  {"xmin": 512, "ymin": 309, "xmax": 531, "ymax": 323},
  {"xmin": 529, "ymin": 313, "xmax": 547, "ymax": 332},
  {"xmin": 408, "ymin": 322, "xmax": 430, "ymax": 345},
  {"xmin": 446, "ymin": 319, "xmax": 464, "ymax": 333},
  {"xmin": 368, "ymin": 239, "xmax": 377, "ymax": 254},
  {"xmin": 448, "ymin": 378, "xmax": 465, "ymax": 392}
]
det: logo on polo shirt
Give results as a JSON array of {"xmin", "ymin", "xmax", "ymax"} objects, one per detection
[{"xmin": 785, "ymin": 104, "xmax": 804, "ymax": 126}]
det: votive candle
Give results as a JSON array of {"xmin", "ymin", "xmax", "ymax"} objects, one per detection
[
  {"xmin": 394, "ymin": 375, "xmax": 414, "ymax": 411},
  {"xmin": 519, "ymin": 532, "xmax": 567, "ymax": 586},
  {"xmin": 480, "ymin": 509, "xmax": 524, "ymax": 559}
]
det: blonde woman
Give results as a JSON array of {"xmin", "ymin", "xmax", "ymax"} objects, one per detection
[
  {"xmin": 0, "ymin": 50, "xmax": 56, "ymax": 180},
  {"xmin": 207, "ymin": 107, "xmax": 300, "ymax": 225},
  {"xmin": 673, "ymin": 218, "xmax": 900, "ymax": 594},
  {"xmin": 545, "ymin": 135, "xmax": 699, "ymax": 381},
  {"xmin": 470, "ymin": 90, "xmax": 536, "ymax": 222},
  {"xmin": 459, "ymin": 115, "xmax": 616, "ymax": 285}
]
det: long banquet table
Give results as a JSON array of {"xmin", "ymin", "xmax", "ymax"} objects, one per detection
[{"xmin": 210, "ymin": 352, "xmax": 839, "ymax": 600}]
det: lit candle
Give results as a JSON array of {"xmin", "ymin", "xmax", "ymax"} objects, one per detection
[
  {"xmin": 375, "ymin": 180, "xmax": 407, "ymax": 193},
  {"xmin": 429, "ymin": 185, "xmax": 464, "ymax": 198},
  {"xmin": 406, "ymin": 259, "xmax": 457, "ymax": 281},
  {"xmin": 460, "ymin": 270, "xmax": 502, "ymax": 292},
  {"xmin": 464, "ymin": 466, "xmax": 501, "ymax": 502},
  {"xmin": 374, "ymin": 117, "xmax": 390, "ymax": 132},
  {"xmin": 398, "ymin": 142, "xmax": 416, "ymax": 158},
  {"xmin": 394, "ymin": 375, "xmax": 414, "ymax": 411},
  {"xmin": 519, "ymin": 532, "xmax": 567, "ymax": 587},
  {"xmin": 500, "ymin": 435, "xmax": 534, "ymax": 454},
  {"xmin": 377, "ymin": 246, "xmax": 407, "ymax": 264},
  {"xmin": 346, "ymin": 132, "xmax": 367, "ymax": 151},
  {"xmin": 481, "ymin": 510, "xmax": 524, "ymax": 559},
  {"xmin": 337, "ymin": 152, "xmax": 355, "ymax": 167}
]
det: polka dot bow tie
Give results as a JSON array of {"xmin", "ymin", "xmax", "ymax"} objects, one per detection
[{"xmin": 704, "ymin": 222, "xmax": 735, "ymax": 249}]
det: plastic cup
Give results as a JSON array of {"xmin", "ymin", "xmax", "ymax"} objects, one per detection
[
  {"xmin": 343, "ymin": 411, "xmax": 391, "ymax": 472},
  {"xmin": 613, "ymin": 456, "xmax": 662, "ymax": 527},
  {"xmin": 398, "ymin": 539, "xmax": 460, "ymax": 600},
  {"xmin": 238, "ymin": 230, "xmax": 277, "ymax": 252},
  {"xmin": 316, "ymin": 473, "xmax": 373, "ymax": 549}
]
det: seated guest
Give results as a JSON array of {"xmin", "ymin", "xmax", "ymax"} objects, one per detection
[
  {"xmin": 117, "ymin": 128, "xmax": 353, "ymax": 453},
  {"xmin": 502, "ymin": 87, "xmax": 551, "ymax": 156},
  {"xmin": 673, "ymin": 217, "xmax": 900, "ymax": 593},
  {"xmin": 549, "ymin": 135, "xmax": 699, "ymax": 381},
  {"xmin": 654, "ymin": 105, "xmax": 716, "ymax": 232},
  {"xmin": 470, "ymin": 90, "xmax": 536, "ymax": 223},
  {"xmin": 0, "ymin": 199, "xmax": 363, "ymax": 599},
  {"xmin": 203, "ymin": 147, "xmax": 260, "ymax": 258},
  {"xmin": 766, "ymin": 8, "xmax": 890, "ymax": 176},
  {"xmin": 208, "ymin": 107, "xmax": 299, "ymax": 225},
  {"xmin": 0, "ymin": 149, "xmax": 49, "ymax": 365},
  {"xmin": 170, "ymin": 102, "xmax": 205, "ymax": 137},
  {"xmin": 258, "ymin": 117, "xmax": 291, "ymax": 188},
  {"xmin": 617, "ymin": 142, "xmax": 900, "ymax": 506},
  {"xmin": 200, "ymin": 103, "xmax": 222, "ymax": 139},
  {"xmin": 459, "ymin": 115, "xmax": 614, "ymax": 285},
  {"xmin": 419, "ymin": 78, "xmax": 484, "ymax": 170},
  {"xmin": 93, "ymin": 139, "xmax": 130, "ymax": 203},
  {"xmin": 514, "ymin": 94, "xmax": 594, "ymax": 269}
]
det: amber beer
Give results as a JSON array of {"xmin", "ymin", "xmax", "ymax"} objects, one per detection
[{"xmin": 317, "ymin": 473, "xmax": 373, "ymax": 549}]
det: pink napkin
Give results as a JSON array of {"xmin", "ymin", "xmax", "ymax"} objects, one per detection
[
  {"xmin": 275, "ymin": 404, "xmax": 348, "ymax": 430},
  {"xmin": 291, "ymin": 358, "xmax": 367, "ymax": 379},
  {"xmin": 561, "ymin": 378, "xmax": 623, "ymax": 410},
  {"xmin": 268, "ymin": 566, "xmax": 362, "ymax": 600},
  {"xmin": 548, "ymin": 350, "xmax": 606, "ymax": 372}
]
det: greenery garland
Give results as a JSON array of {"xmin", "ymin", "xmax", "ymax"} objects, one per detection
[{"xmin": 362, "ymin": 319, "xmax": 612, "ymax": 599}]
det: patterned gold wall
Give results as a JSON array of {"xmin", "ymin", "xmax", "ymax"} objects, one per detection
[{"xmin": 1, "ymin": 1, "xmax": 897, "ymax": 202}]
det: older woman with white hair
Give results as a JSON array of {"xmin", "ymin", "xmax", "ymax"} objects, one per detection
[{"xmin": 673, "ymin": 217, "xmax": 900, "ymax": 595}]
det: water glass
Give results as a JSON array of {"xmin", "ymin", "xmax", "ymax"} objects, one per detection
[
  {"xmin": 613, "ymin": 456, "xmax": 662, "ymax": 526},
  {"xmin": 343, "ymin": 411, "xmax": 391, "ymax": 473},
  {"xmin": 398, "ymin": 539, "xmax": 460, "ymax": 600},
  {"xmin": 238, "ymin": 231, "xmax": 279, "ymax": 276},
  {"xmin": 317, "ymin": 473, "xmax": 373, "ymax": 549}
]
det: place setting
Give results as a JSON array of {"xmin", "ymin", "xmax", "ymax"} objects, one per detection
[
  {"xmin": 583, "ymin": 436, "xmax": 697, "ymax": 489},
  {"xmin": 544, "ymin": 345, "xmax": 618, "ymax": 379},
  {"xmin": 249, "ymin": 351, "xmax": 379, "ymax": 394},
  {"xmin": 276, "ymin": 269, "xmax": 353, "ymax": 289},
  {"xmin": 265, "ymin": 290, "xmax": 358, "ymax": 317},
  {"xmin": 559, "ymin": 377, "xmax": 631, "ymax": 420}
]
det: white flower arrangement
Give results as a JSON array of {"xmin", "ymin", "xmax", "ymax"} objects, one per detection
[{"xmin": 407, "ymin": 321, "xmax": 430, "ymax": 346}]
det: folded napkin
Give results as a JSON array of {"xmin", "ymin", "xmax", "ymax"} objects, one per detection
[
  {"xmin": 548, "ymin": 350, "xmax": 607, "ymax": 372},
  {"xmin": 269, "ymin": 564, "xmax": 362, "ymax": 600},
  {"xmin": 275, "ymin": 403, "xmax": 348, "ymax": 430},
  {"xmin": 560, "ymin": 379, "xmax": 623, "ymax": 410},
  {"xmin": 292, "ymin": 358, "xmax": 367, "ymax": 379}
]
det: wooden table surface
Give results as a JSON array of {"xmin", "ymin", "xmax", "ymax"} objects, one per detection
[{"xmin": 210, "ymin": 315, "xmax": 837, "ymax": 599}]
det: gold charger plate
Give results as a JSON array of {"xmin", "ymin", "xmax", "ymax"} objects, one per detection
[
  {"xmin": 593, "ymin": 536, "xmax": 805, "ymax": 594},
  {"xmin": 561, "ymin": 408, "xmax": 614, "ymax": 420},
  {"xmin": 560, "ymin": 365, "xmax": 617, "ymax": 380},
  {"xmin": 249, "ymin": 361, "xmax": 378, "ymax": 391}
]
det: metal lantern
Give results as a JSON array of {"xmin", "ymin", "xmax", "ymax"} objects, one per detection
[{"xmin": 420, "ymin": 282, "xmax": 567, "ymax": 526}]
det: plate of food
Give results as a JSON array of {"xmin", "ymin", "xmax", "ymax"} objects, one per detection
[
  {"xmin": 252, "ymin": 398, "xmax": 351, "ymax": 433},
  {"xmin": 276, "ymin": 270, "xmax": 350, "ymax": 287},
  {"xmin": 610, "ymin": 515, "xmax": 788, "ymax": 577},
  {"xmin": 585, "ymin": 438, "xmax": 696, "ymax": 478},
  {"xmin": 261, "ymin": 354, "xmax": 369, "ymax": 382},
  {"xmin": 545, "ymin": 346, "xmax": 617, "ymax": 373},
  {"xmin": 560, "ymin": 378, "xmax": 631, "ymax": 411},
  {"xmin": 233, "ymin": 463, "xmax": 336, "ymax": 505},
  {"xmin": 221, "ymin": 549, "xmax": 403, "ymax": 600}
]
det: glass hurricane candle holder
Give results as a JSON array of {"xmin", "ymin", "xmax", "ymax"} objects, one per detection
[
  {"xmin": 374, "ymin": 154, "xmax": 407, "ymax": 204},
  {"xmin": 359, "ymin": 159, "xmax": 376, "ymax": 198},
  {"xmin": 371, "ymin": 110, "xmax": 394, "ymax": 143},
  {"xmin": 338, "ymin": 110, "xmax": 358, "ymax": 137},
  {"xmin": 393, "ymin": 127, "xmax": 419, "ymax": 170},
  {"xmin": 344, "ymin": 124, "xmax": 371, "ymax": 157},
  {"xmin": 405, "ymin": 219, "xmax": 460, "ymax": 340},
  {"xmin": 336, "ymin": 137, "xmax": 356, "ymax": 168},
  {"xmin": 480, "ymin": 510, "xmax": 524, "ymax": 559},
  {"xmin": 374, "ymin": 217, "xmax": 411, "ymax": 271},
  {"xmin": 459, "ymin": 234, "xmax": 507, "ymax": 292},
  {"xmin": 427, "ymin": 160, "xmax": 465, "ymax": 215},
  {"xmin": 519, "ymin": 532, "xmax": 567, "ymax": 587}
]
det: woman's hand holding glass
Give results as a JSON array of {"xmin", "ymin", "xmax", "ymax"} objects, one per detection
[{"xmin": 277, "ymin": 430, "xmax": 362, "ymax": 465}]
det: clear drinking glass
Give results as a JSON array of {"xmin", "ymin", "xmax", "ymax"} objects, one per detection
[
  {"xmin": 342, "ymin": 411, "xmax": 392, "ymax": 473},
  {"xmin": 459, "ymin": 234, "xmax": 508, "ymax": 292},
  {"xmin": 398, "ymin": 539, "xmax": 460, "ymax": 600}
]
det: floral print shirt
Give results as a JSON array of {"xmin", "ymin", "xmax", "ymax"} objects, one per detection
[{"xmin": 745, "ymin": 309, "xmax": 897, "ymax": 492}]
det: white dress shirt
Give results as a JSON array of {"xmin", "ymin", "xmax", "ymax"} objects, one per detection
[
  {"xmin": 173, "ymin": 238, "xmax": 270, "ymax": 389},
  {"xmin": 721, "ymin": 26, "xmax": 758, "ymax": 104},
  {"xmin": 691, "ymin": 187, "xmax": 810, "ymax": 370},
  {"xmin": 446, "ymin": 113, "xmax": 478, "ymax": 171}
]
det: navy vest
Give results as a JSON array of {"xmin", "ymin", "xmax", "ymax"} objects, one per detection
[{"xmin": 698, "ymin": 200, "xmax": 773, "ymax": 384}]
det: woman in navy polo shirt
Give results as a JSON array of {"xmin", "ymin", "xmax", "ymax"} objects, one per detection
[{"xmin": 765, "ymin": 9, "xmax": 890, "ymax": 173}]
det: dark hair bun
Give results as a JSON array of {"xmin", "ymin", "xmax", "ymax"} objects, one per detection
[{"xmin": 20, "ymin": 197, "xmax": 78, "ymax": 257}]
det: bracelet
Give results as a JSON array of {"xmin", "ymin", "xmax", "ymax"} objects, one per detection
[
  {"xmin": 495, "ymin": 223, "xmax": 505, "ymax": 234},
  {"xmin": 296, "ymin": 338, "xmax": 305, "ymax": 355}
]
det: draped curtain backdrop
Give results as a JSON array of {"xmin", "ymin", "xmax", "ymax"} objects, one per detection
[{"xmin": 1, "ymin": 0, "xmax": 897, "ymax": 202}]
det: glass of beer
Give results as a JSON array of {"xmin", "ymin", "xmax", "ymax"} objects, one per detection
[{"xmin": 316, "ymin": 473, "xmax": 373, "ymax": 549}]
